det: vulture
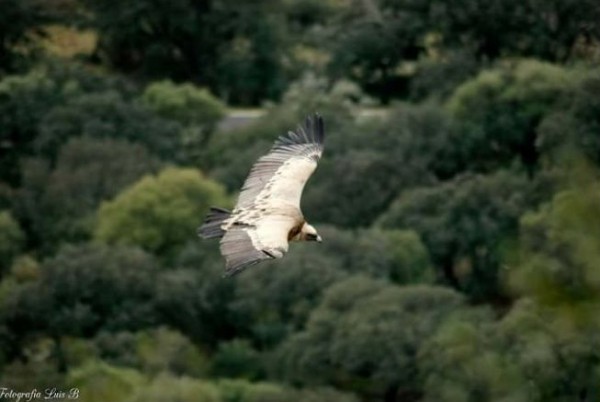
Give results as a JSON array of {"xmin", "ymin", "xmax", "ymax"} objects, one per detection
[{"xmin": 198, "ymin": 114, "xmax": 324, "ymax": 276}]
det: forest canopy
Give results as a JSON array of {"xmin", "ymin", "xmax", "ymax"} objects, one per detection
[{"xmin": 1, "ymin": 0, "xmax": 600, "ymax": 401}]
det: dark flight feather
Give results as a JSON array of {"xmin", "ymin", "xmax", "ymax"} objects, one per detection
[
  {"xmin": 220, "ymin": 228, "xmax": 274, "ymax": 276},
  {"xmin": 198, "ymin": 207, "xmax": 231, "ymax": 239}
]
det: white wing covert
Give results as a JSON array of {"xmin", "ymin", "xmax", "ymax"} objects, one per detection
[{"xmin": 234, "ymin": 114, "xmax": 324, "ymax": 211}]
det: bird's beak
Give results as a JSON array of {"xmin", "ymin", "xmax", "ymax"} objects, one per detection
[{"xmin": 316, "ymin": 235, "xmax": 322, "ymax": 243}]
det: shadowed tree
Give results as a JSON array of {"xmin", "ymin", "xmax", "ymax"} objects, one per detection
[
  {"xmin": 0, "ymin": 71, "xmax": 62, "ymax": 183},
  {"xmin": 0, "ymin": 0, "xmax": 50, "ymax": 73},
  {"xmin": 0, "ymin": 211, "xmax": 24, "ymax": 275},
  {"xmin": 276, "ymin": 277, "xmax": 466, "ymax": 402},
  {"xmin": 0, "ymin": 244, "xmax": 159, "ymax": 371},
  {"xmin": 82, "ymin": 0, "xmax": 305, "ymax": 104},
  {"xmin": 37, "ymin": 91, "xmax": 182, "ymax": 162},
  {"xmin": 377, "ymin": 171, "xmax": 537, "ymax": 301},
  {"xmin": 13, "ymin": 137, "xmax": 161, "ymax": 254},
  {"xmin": 325, "ymin": 0, "xmax": 430, "ymax": 102},
  {"xmin": 537, "ymin": 71, "xmax": 600, "ymax": 167},
  {"xmin": 228, "ymin": 249, "xmax": 347, "ymax": 348},
  {"xmin": 431, "ymin": 0, "xmax": 600, "ymax": 62},
  {"xmin": 0, "ymin": 65, "xmax": 137, "ymax": 184}
]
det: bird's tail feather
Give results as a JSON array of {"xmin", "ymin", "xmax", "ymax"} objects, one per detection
[{"xmin": 198, "ymin": 207, "xmax": 231, "ymax": 239}]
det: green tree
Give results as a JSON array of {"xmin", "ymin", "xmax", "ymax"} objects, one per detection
[
  {"xmin": 309, "ymin": 226, "xmax": 434, "ymax": 284},
  {"xmin": 215, "ymin": 8, "xmax": 290, "ymax": 104},
  {"xmin": 325, "ymin": 0, "xmax": 429, "ymax": 102},
  {"xmin": 446, "ymin": 60, "xmax": 576, "ymax": 173},
  {"xmin": 328, "ymin": 285, "xmax": 465, "ymax": 400},
  {"xmin": 277, "ymin": 277, "xmax": 466, "ymax": 401},
  {"xmin": 419, "ymin": 298, "xmax": 600, "ymax": 402},
  {"xmin": 129, "ymin": 374, "xmax": 222, "ymax": 402},
  {"xmin": 508, "ymin": 165, "xmax": 600, "ymax": 312},
  {"xmin": 217, "ymin": 379, "xmax": 358, "ymax": 402},
  {"xmin": 275, "ymin": 276, "xmax": 388, "ymax": 384},
  {"xmin": 501, "ymin": 163, "xmax": 600, "ymax": 401},
  {"xmin": 497, "ymin": 300, "xmax": 600, "ymax": 402},
  {"xmin": 134, "ymin": 327, "xmax": 208, "ymax": 377},
  {"xmin": 142, "ymin": 80, "xmax": 225, "ymax": 128},
  {"xmin": 141, "ymin": 80, "xmax": 226, "ymax": 164},
  {"xmin": 67, "ymin": 361, "xmax": 145, "ymax": 402},
  {"xmin": 408, "ymin": 49, "xmax": 480, "ymax": 101},
  {"xmin": 418, "ymin": 306, "xmax": 526, "ymax": 402},
  {"xmin": 378, "ymin": 171, "xmax": 538, "ymax": 300},
  {"xmin": 348, "ymin": 229, "xmax": 434, "ymax": 284},
  {"xmin": 95, "ymin": 168, "xmax": 228, "ymax": 258},
  {"xmin": 0, "ymin": 210, "xmax": 24, "ymax": 274},
  {"xmin": 211, "ymin": 339, "xmax": 264, "ymax": 380}
]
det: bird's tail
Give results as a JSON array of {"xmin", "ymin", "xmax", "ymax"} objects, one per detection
[{"xmin": 198, "ymin": 207, "xmax": 231, "ymax": 239}]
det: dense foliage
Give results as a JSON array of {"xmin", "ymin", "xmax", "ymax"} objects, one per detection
[{"xmin": 1, "ymin": 1, "xmax": 600, "ymax": 401}]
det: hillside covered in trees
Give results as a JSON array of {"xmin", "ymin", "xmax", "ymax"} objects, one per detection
[{"xmin": 1, "ymin": 0, "xmax": 600, "ymax": 401}]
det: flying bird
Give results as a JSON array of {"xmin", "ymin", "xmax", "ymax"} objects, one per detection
[{"xmin": 198, "ymin": 114, "xmax": 325, "ymax": 276}]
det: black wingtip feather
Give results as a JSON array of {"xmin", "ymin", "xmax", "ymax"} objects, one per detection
[
  {"xmin": 315, "ymin": 113, "xmax": 324, "ymax": 144},
  {"xmin": 303, "ymin": 113, "xmax": 324, "ymax": 145},
  {"xmin": 274, "ymin": 113, "xmax": 324, "ymax": 149}
]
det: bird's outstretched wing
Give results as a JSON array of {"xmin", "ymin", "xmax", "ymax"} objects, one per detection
[
  {"xmin": 219, "ymin": 226, "xmax": 274, "ymax": 276},
  {"xmin": 234, "ymin": 113, "xmax": 324, "ymax": 211},
  {"xmin": 218, "ymin": 114, "xmax": 325, "ymax": 275}
]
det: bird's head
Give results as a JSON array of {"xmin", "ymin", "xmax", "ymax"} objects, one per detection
[{"xmin": 301, "ymin": 223, "xmax": 322, "ymax": 242}]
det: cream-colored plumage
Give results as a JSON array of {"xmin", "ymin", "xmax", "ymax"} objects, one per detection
[{"xmin": 198, "ymin": 114, "xmax": 325, "ymax": 276}]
